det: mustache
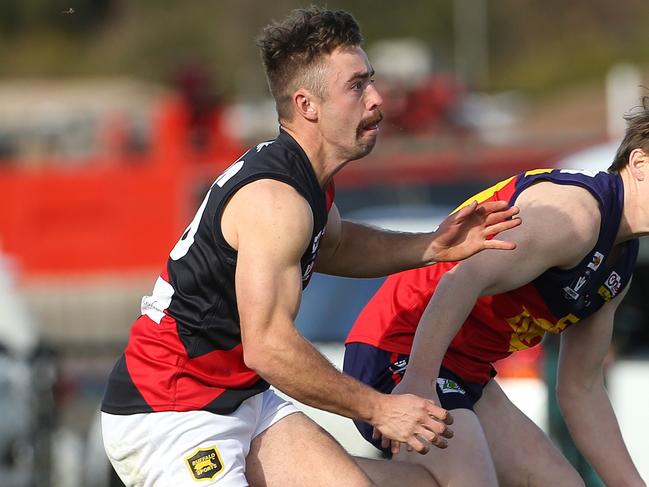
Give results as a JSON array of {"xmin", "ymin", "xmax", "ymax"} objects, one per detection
[{"xmin": 359, "ymin": 109, "xmax": 384, "ymax": 129}]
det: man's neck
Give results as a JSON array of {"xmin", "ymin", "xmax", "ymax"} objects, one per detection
[
  {"xmin": 280, "ymin": 124, "xmax": 349, "ymax": 189},
  {"xmin": 617, "ymin": 170, "xmax": 649, "ymax": 243}
]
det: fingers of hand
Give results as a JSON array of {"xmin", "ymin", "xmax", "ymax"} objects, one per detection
[
  {"xmin": 485, "ymin": 240, "xmax": 516, "ymax": 251},
  {"xmin": 439, "ymin": 425, "xmax": 454, "ymax": 439},
  {"xmin": 421, "ymin": 414, "xmax": 453, "ymax": 439},
  {"xmin": 422, "ymin": 402, "xmax": 454, "ymax": 439},
  {"xmin": 425, "ymin": 400, "xmax": 449, "ymax": 422},
  {"xmin": 396, "ymin": 431, "xmax": 448, "ymax": 456},
  {"xmin": 454, "ymin": 200, "xmax": 478, "ymax": 220},
  {"xmin": 382, "ymin": 435, "xmax": 391, "ymax": 450},
  {"xmin": 483, "ymin": 217, "xmax": 521, "ymax": 239},
  {"xmin": 479, "ymin": 200, "xmax": 515, "ymax": 214},
  {"xmin": 420, "ymin": 430, "xmax": 448, "ymax": 450},
  {"xmin": 408, "ymin": 434, "xmax": 431, "ymax": 454},
  {"xmin": 391, "ymin": 439, "xmax": 402, "ymax": 455},
  {"xmin": 444, "ymin": 410, "xmax": 454, "ymax": 426},
  {"xmin": 484, "ymin": 207, "xmax": 520, "ymax": 226}
]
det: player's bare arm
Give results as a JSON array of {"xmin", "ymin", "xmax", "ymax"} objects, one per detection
[
  {"xmin": 314, "ymin": 200, "xmax": 521, "ymax": 278},
  {"xmin": 383, "ymin": 182, "xmax": 602, "ymax": 452},
  {"xmin": 558, "ymin": 285, "xmax": 646, "ymax": 487},
  {"xmin": 223, "ymin": 179, "xmax": 451, "ymax": 453},
  {"xmin": 405, "ymin": 182, "xmax": 600, "ymax": 378}
]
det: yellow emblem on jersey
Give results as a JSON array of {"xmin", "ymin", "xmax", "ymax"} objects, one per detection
[{"xmin": 506, "ymin": 307, "xmax": 579, "ymax": 351}]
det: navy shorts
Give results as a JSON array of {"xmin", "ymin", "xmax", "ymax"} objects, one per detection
[{"xmin": 343, "ymin": 342, "xmax": 485, "ymax": 455}]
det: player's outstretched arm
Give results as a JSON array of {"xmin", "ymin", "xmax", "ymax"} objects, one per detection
[
  {"xmin": 224, "ymin": 179, "xmax": 451, "ymax": 454},
  {"xmin": 378, "ymin": 183, "xmax": 599, "ymax": 452},
  {"xmin": 315, "ymin": 201, "xmax": 520, "ymax": 278},
  {"xmin": 558, "ymin": 288, "xmax": 646, "ymax": 487}
]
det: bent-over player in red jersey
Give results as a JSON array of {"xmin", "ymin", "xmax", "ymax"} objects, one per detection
[{"xmin": 345, "ymin": 103, "xmax": 649, "ymax": 487}]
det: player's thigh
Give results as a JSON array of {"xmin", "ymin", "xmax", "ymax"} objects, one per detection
[
  {"xmin": 355, "ymin": 457, "xmax": 439, "ymax": 487},
  {"xmin": 475, "ymin": 380, "xmax": 584, "ymax": 487},
  {"xmin": 392, "ymin": 408, "xmax": 498, "ymax": 487},
  {"xmin": 246, "ymin": 411, "xmax": 374, "ymax": 487}
]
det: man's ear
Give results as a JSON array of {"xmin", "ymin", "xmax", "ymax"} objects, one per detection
[
  {"xmin": 293, "ymin": 89, "xmax": 318, "ymax": 122},
  {"xmin": 629, "ymin": 148, "xmax": 648, "ymax": 181}
]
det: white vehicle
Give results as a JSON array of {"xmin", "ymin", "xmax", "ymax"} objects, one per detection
[{"xmin": 554, "ymin": 141, "xmax": 618, "ymax": 173}]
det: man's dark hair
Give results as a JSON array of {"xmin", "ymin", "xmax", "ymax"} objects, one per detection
[
  {"xmin": 257, "ymin": 6, "xmax": 363, "ymax": 121},
  {"xmin": 610, "ymin": 95, "xmax": 649, "ymax": 173}
]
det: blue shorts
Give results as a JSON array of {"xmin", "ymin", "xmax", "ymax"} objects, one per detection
[{"xmin": 343, "ymin": 342, "xmax": 485, "ymax": 455}]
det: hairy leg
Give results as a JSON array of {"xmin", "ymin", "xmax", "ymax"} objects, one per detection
[
  {"xmin": 246, "ymin": 412, "xmax": 374, "ymax": 487},
  {"xmin": 391, "ymin": 408, "xmax": 498, "ymax": 487},
  {"xmin": 475, "ymin": 380, "xmax": 584, "ymax": 487}
]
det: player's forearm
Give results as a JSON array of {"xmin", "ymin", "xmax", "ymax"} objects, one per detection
[
  {"xmin": 558, "ymin": 382, "xmax": 645, "ymax": 487},
  {"xmin": 244, "ymin": 324, "xmax": 382, "ymax": 423},
  {"xmin": 406, "ymin": 271, "xmax": 477, "ymax": 380},
  {"xmin": 317, "ymin": 221, "xmax": 434, "ymax": 278}
]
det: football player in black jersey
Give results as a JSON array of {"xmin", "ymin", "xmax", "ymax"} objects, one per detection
[{"xmin": 101, "ymin": 7, "xmax": 520, "ymax": 486}]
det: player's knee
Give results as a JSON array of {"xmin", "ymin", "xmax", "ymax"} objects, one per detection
[{"xmin": 528, "ymin": 459, "xmax": 584, "ymax": 487}]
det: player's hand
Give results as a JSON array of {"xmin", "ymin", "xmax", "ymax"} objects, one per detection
[
  {"xmin": 370, "ymin": 390, "xmax": 453, "ymax": 456},
  {"xmin": 428, "ymin": 200, "xmax": 521, "ymax": 263}
]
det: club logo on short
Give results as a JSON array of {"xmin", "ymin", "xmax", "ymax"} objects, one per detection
[
  {"xmin": 185, "ymin": 446, "xmax": 224, "ymax": 481},
  {"xmin": 436, "ymin": 378, "xmax": 466, "ymax": 395}
]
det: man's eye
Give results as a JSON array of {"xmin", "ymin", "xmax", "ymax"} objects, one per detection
[{"xmin": 352, "ymin": 81, "xmax": 363, "ymax": 90}]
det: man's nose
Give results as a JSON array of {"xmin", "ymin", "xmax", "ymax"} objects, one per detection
[{"xmin": 365, "ymin": 83, "xmax": 383, "ymax": 111}]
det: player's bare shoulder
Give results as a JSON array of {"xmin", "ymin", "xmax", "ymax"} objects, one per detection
[
  {"xmin": 515, "ymin": 180, "xmax": 601, "ymax": 266},
  {"xmin": 222, "ymin": 179, "xmax": 314, "ymax": 252}
]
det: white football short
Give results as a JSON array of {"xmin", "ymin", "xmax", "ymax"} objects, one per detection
[{"xmin": 101, "ymin": 389, "xmax": 299, "ymax": 486}]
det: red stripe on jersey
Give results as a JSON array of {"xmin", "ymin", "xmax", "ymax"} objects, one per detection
[
  {"xmin": 493, "ymin": 177, "xmax": 517, "ymax": 202},
  {"xmin": 124, "ymin": 314, "xmax": 260, "ymax": 411},
  {"xmin": 160, "ymin": 266, "xmax": 169, "ymax": 282}
]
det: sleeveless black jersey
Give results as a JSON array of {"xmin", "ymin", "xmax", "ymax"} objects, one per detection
[{"xmin": 102, "ymin": 130, "xmax": 334, "ymax": 415}]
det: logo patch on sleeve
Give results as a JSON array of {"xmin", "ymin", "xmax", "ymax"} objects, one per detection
[{"xmin": 185, "ymin": 446, "xmax": 225, "ymax": 481}]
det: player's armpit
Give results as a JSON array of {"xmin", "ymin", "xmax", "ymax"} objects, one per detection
[{"xmin": 313, "ymin": 202, "xmax": 343, "ymax": 270}]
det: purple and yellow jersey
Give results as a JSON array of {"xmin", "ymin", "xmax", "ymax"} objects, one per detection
[{"xmin": 346, "ymin": 169, "xmax": 638, "ymax": 384}]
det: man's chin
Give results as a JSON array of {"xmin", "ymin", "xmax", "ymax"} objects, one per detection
[
  {"xmin": 347, "ymin": 143, "xmax": 375, "ymax": 162},
  {"xmin": 353, "ymin": 133, "xmax": 378, "ymax": 158}
]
